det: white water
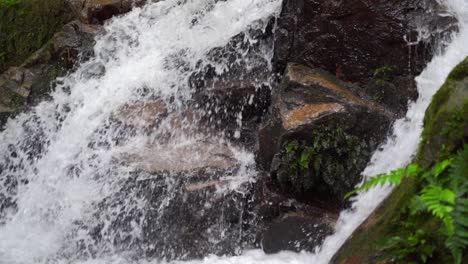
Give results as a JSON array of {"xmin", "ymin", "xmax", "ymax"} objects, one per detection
[
  {"xmin": 0, "ymin": 0, "xmax": 467, "ymax": 264},
  {"xmin": 0, "ymin": 0, "xmax": 281, "ymax": 263}
]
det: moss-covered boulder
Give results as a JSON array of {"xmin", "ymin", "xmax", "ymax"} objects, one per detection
[
  {"xmin": 0, "ymin": 21, "xmax": 94, "ymax": 128},
  {"xmin": 258, "ymin": 63, "xmax": 392, "ymax": 205},
  {"xmin": 417, "ymin": 58, "xmax": 468, "ymax": 169},
  {"xmin": 331, "ymin": 57, "xmax": 468, "ymax": 264},
  {"xmin": 0, "ymin": 0, "xmax": 74, "ymax": 73}
]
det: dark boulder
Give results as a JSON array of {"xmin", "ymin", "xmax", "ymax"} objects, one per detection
[
  {"xmin": 261, "ymin": 214, "xmax": 333, "ymax": 254},
  {"xmin": 254, "ymin": 176, "xmax": 337, "ymax": 254},
  {"xmin": 69, "ymin": 0, "xmax": 147, "ymax": 25},
  {"xmin": 258, "ymin": 63, "xmax": 392, "ymax": 205},
  {"xmin": 188, "ymin": 25, "xmax": 276, "ymax": 146},
  {"xmin": 274, "ymin": 0, "xmax": 457, "ymax": 116},
  {"xmin": 79, "ymin": 141, "xmax": 257, "ymax": 260}
]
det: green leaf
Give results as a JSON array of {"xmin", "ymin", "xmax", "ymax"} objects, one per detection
[
  {"xmin": 420, "ymin": 186, "xmax": 455, "ymax": 235},
  {"xmin": 344, "ymin": 167, "xmax": 407, "ymax": 199},
  {"xmin": 431, "ymin": 159, "xmax": 453, "ymax": 178},
  {"xmin": 298, "ymin": 150, "xmax": 310, "ymax": 171}
]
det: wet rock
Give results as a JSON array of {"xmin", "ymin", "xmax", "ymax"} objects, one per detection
[
  {"xmin": 258, "ymin": 63, "xmax": 392, "ymax": 205},
  {"xmin": 115, "ymin": 100, "xmax": 168, "ymax": 128},
  {"xmin": 0, "ymin": 21, "xmax": 94, "ymax": 128},
  {"xmin": 119, "ymin": 141, "xmax": 238, "ymax": 173},
  {"xmin": 69, "ymin": 0, "xmax": 147, "ymax": 24},
  {"xmin": 82, "ymin": 141, "xmax": 256, "ymax": 260},
  {"xmin": 193, "ymin": 81, "xmax": 271, "ymax": 146},
  {"xmin": 253, "ymin": 176, "xmax": 337, "ymax": 254},
  {"xmin": 417, "ymin": 57, "xmax": 468, "ymax": 168},
  {"xmin": 274, "ymin": 0, "xmax": 457, "ymax": 116},
  {"xmin": 261, "ymin": 214, "xmax": 333, "ymax": 254},
  {"xmin": 0, "ymin": 0, "xmax": 74, "ymax": 72},
  {"xmin": 189, "ymin": 28, "xmax": 276, "ymax": 145}
]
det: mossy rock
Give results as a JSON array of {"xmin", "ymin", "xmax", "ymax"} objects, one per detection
[
  {"xmin": 417, "ymin": 57, "xmax": 468, "ymax": 168},
  {"xmin": 273, "ymin": 122, "xmax": 372, "ymax": 206},
  {"xmin": 332, "ymin": 57, "xmax": 468, "ymax": 263},
  {"xmin": 0, "ymin": 0, "xmax": 73, "ymax": 73}
]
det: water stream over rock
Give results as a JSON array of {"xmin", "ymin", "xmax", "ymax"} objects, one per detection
[{"xmin": 0, "ymin": 0, "xmax": 467, "ymax": 263}]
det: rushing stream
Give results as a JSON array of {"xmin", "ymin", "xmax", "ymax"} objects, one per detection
[{"xmin": 0, "ymin": 0, "xmax": 468, "ymax": 263}]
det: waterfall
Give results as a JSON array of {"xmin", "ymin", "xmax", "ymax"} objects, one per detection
[
  {"xmin": 0, "ymin": 0, "xmax": 467, "ymax": 264},
  {"xmin": 0, "ymin": 0, "xmax": 282, "ymax": 263}
]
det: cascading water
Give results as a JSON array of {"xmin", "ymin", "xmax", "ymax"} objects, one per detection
[
  {"xmin": 0, "ymin": 0, "xmax": 282, "ymax": 263},
  {"xmin": 0, "ymin": 0, "xmax": 467, "ymax": 264}
]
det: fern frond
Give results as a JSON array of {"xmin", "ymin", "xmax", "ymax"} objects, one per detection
[
  {"xmin": 344, "ymin": 167, "xmax": 416, "ymax": 199},
  {"xmin": 448, "ymin": 145, "xmax": 468, "ymax": 195},
  {"xmin": 445, "ymin": 146, "xmax": 468, "ymax": 262},
  {"xmin": 420, "ymin": 186, "xmax": 455, "ymax": 235}
]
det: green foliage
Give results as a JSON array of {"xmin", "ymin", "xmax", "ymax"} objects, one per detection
[
  {"xmin": 0, "ymin": 0, "xmax": 73, "ymax": 72},
  {"xmin": 344, "ymin": 165, "xmax": 419, "ymax": 199},
  {"xmin": 0, "ymin": 0, "xmax": 19, "ymax": 8},
  {"xmin": 374, "ymin": 66, "xmax": 394, "ymax": 86},
  {"xmin": 446, "ymin": 147, "xmax": 468, "ymax": 263},
  {"xmin": 420, "ymin": 186, "xmax": 455, "ymax": 235},
  {"xmin": 442, "ymin": 110, "xmax": 465, "ymax": 137},
  {"xmin": 279, "ymin": 125, "xmax": 370, "ymax": 197},
  {"xmin": 349, "ymin": 145, "xmax": 468, "ymax": 263},
  {"xmin": 378, "ymin": 229, "xmax": 435, "ymax": 264}
]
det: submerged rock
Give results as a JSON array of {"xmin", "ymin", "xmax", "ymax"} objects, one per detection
[
  {"xmin": 81, "ymin": 141, "xmax": 256, "ymax": 260},
  {"xmin": 258, "ymin": 63, "xmax": 391, "ymax": 205}
]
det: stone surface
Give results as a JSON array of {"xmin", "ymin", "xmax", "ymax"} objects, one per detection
[
  {"xmin": 258, "ymin": 63, "xmax": 392, "ymax": 204},
  {"xmin": 69, "ymin": 0, "xmax": 146, "ymax": 24},
  {"xmin": 253, "ymin": 176, "xmax": 337, "ymax": 254},
  {"xmin": 0, "ymin": 0, "xmax": 74, "ymax": 72},
  {"xmin": 0, "ymin": 21, "xmax": 94, "ymax": 128},
  {"xmin": 261, "ymin": 214, "xmax": 333, "ymax": 254},
  {"xmin": 119, "ymin": 141, "xmax": 238, "ymax": 173},
  {"xmin": 273, "ymin": 0, "xmax": 457, "ymax": 116},
  {"xmin": 82, "ymin": 140, "xmax": 256, "ymax": 260},
  {"xmin": 417, "ymin": 57, "xmax": 468, "ymax": 168}
]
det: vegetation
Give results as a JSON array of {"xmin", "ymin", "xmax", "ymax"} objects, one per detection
[
  {"xmin": 278, "ymin": 125, "xmax": 371, "ymax": 200},
  {"xmin": 347, "ymin": 145, "xmax": 468, "ymax": 263},
  {"xmin": 374, "ymin": 65, "xmax": 394, "ymax": 86},
  {"xmin": 334, "ymin": 57, "xmax": 468, "ymax": 264},
  {"xmin": 0, "ymin": 0, "xmax": 73, "ymax": 72}
]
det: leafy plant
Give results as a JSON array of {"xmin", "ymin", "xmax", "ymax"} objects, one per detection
[
  {"xmin": 374, "ymin": 66, "xmax": 394, "ymax": 86},
  {"xmin": 347, "ymin": 145, "xmax": 468, "ymax": 263},
  {"xmin": 0, "ymin": 0, "xmax": 19, "ymax": 8},
  {"xmin": 344, "ymin": 164, "xmax": 419, "ymax": 199},
  {"xmin": 442, "ymin": 110, "xmax": 465, "ymax": 137},
  {"xmin": 379, "ymin": 229, "xmax": 435, "ymax": 264},
  {"xmin": 420, "ymin": 186, "xmax": 455, "ymax": 235}
]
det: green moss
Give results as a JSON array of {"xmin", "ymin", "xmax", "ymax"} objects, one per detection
[
  {"xmin": 0, "ymin": 0, "xmax": 73, "ymax": 72},
  {"xmin": 373, "ymin": 65, "xmax": 394, "ymax": 86},
  {"xmin": 0, "ymin": 87, "xmax": 26, "ymax": 108},
  {"xmin": 332, "ymin": 57, "xmax": 468, "ymax": 264},
  {"xmin": 447, "ymin": 58, "xmax": 468, "ymax": 81},
  {"xmin": 277, "ymin": 125, "xmax": 371, "ymax": 200},
  {"xmin": 417, "ymin": 57, "xmax": 468, "ymax": 168}
]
